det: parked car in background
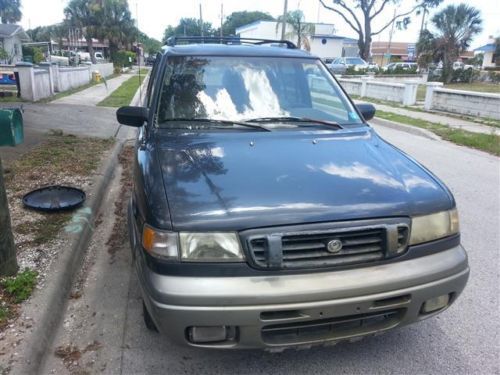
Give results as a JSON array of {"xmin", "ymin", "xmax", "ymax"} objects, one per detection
[
  {"xmin": 328, "ymin": 57, "xmax": 369, "ymax": 74},
  {"xmin": 117, "ymin": 36, "xmax": 469, "ymax": 350},
  {"xmin": 145, "ymin": 55, "xmax": 156, "ymax": 66},
  {"xmin": 367, "ymin": 62, "xmax": 379, "ymax": 72},
  {"xmin": 94, "ymin": 52, "xmax": 105, "ymax": 61},
  {"xmin": 383, "ymin": 62, "xmax": 419, "ymax": 73}
]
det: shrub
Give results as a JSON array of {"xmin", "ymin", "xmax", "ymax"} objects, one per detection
[
  {"xmin": 112, "ymin": 50, "xmax": 136, "ymax": 68},
  {"xmin": 345, "ymin": 66, "xmax": 366, "ymax": 75},
  {"xmin": 21, "ymin": 46, "xmax": 45, "ymax": 64}
]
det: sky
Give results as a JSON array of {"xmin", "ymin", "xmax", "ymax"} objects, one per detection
[{"xmin": 19, "ymin": 0, "xmax": 499, "ymax": 49}]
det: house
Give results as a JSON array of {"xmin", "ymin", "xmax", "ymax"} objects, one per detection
[
  {"xmin": 474, "ymin": 36, "xmax": 498, "ymax": 69},
  {"xmin": 0, "ymin": 24, "xmax": 30, "ymax": 64},
  {"xmin": 235, "ymin": 20, "xmax": 358, "ymax": 59}
]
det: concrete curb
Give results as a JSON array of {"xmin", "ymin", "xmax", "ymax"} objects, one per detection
[
  {"xmin": 370, "ymin": 117, "xmax": 441, "ymax": 141},
  {"xmin": 19, "ymin": 138, "xmax": 126, "ymax": 374}
]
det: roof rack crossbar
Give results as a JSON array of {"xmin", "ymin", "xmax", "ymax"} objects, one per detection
[{"xmin": 165, "ymin": 36, "xmax": 297, "ymax": 49}]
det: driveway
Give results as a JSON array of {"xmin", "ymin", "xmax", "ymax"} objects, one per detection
[{"xmin": 44, "ymin": 124, "xmax": 499, "ymax": 374}]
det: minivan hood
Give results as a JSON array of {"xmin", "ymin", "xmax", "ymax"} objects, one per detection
[{"xmin": 156, "ymin": 127, "xmax": 452, "ymax": 231}]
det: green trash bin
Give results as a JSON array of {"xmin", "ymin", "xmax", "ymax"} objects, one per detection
[{"xmin": 0, "ymin": 108, "xmax": 24, "ymax": 146}]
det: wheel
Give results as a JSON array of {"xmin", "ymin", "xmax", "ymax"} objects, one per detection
[{"xmin": 143, "ymin": 301, "xmax": 159, "ymax": 332}]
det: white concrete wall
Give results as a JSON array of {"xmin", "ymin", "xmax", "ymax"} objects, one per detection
[
  {"xmin": 338, "ymin": 77, "xmax": 418, "ymax": 105},
  {"xmin": 15, "ymin": 62, "xmax": 95, "ymax": 101},
  {"xmin": 430, "ymin": 88, "xmax": 500, "ymax": 120},
  {"xmin": 33, "ymin": 69, "xmax": 52, "ymax": 100},
  {"xmin": 338, "ymin": 78, "xmax": 362, "ymax": 96},
  {"xmin": 57, "ymin": 66, "xmax": 91, "ymax": 92},
  {"xmin": 482, "ymin": 51, "xmax": 496, "ymax": 69},
  {"xmin": 89, "ymin": 62, "xmax": 114, "ymax": 78},
  {"xmin": 365, "ymin": 81, "xmax": 405, "ymax": 102}
]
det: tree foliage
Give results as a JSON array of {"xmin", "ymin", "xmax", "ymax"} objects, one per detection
[
  {"xmin": 417, "ymin": 4, "xmax": 482, "ymax": 82},
  {"xmin": 222, "ymin": 11, "xmax": 274, "ymax": 36},
  {"xmin": 138, "ymin": 31, "xmax": 161, "ymax": 55},
  {"xmin": 0, "ymin": 0, "xmax": 21, "ymax": 24},
  {"xmin": 319, "ymin": 0, "xmax": 443, "ymax": 60},
  {"xmin": 162, "ymin": 18, "xmax": 214, "ymax": 43},
  {"xmin": 277, "ymin": 10, "xmax": 315, "ymax": 50}
]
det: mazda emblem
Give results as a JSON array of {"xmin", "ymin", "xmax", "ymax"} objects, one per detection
[{"xmin": 327, "ymin": 239, "xmax": 343, "ymax": 253}]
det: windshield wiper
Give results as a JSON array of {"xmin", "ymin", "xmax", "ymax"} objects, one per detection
[
  {"xmin": 246, "ymin": 116, "xmax": 343, "ymax": 129},
  {"xmin": 161, "ymin": 118, "xmax": 271, "ymax": 132}
]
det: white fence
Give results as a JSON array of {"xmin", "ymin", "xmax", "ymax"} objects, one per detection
[
  {"xmin": 90, "ymin": 63, "xmax": 114, "ymax": 78},
  {"xmin": 15, "ymin": 62, "xmax": 114, "ymax": 101},
  {"xmin": 338, "ymin": 77, "xmax": 419, "ymax": 105},
  {"xmin": 424, "ymin": 82, "xmax": 500, "ymax": 120}
]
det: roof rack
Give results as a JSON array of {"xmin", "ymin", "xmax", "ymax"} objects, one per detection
[{"xmin": 165, "ymin": 36, "xmax": 297, "ymax": 49}]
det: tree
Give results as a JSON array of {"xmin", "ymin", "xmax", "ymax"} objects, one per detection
[
  {"xmin": 138, "ymin": 31, "xmax": 161, "ymax": 55},
  {"xmin": 0, "ymin": 0, "xmax": 21, "ymax": 24},
  {"xmin": 98, "ymin": 0, "xmax": 135, "ymax": 58},
  {"xmin": 0, "ymin": 157, "xmax": 18, "ymax": 276},
  {"xmin": 417, "ymin": 4, "xmax": 482, "ymax": 82},
  {"xmin": 221, "ymin": 11, "xmax": 274, "ymax": 36},
  {"xmin": 277, "ymin": 10, "xmax": 315, "ymax": 51},
  {"xmin": 64, "ymin": 0, "xmax": 102, "ymax": 63},
  {"xmin": 319, "ymin": 0, "xmax": 442, "ymax": 61},
  {"xmin": 162, "ymin": 18, "xmax": 214, "ymax": 44}
]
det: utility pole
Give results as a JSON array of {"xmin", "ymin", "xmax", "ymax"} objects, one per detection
[
  {"xmin": 281, "ymin": 0, "xmax": 288, "ymax": 40},
  {"xmin": 200, "ymin": 3, "xmax": 204, "ymax": 38},
  {"xmin": 0, "ymin": 156, "xmax": 18, "ymax": 276},
  {"xmin": 220, "ymin": 3, "xmax": 224, "ymax": 38}
]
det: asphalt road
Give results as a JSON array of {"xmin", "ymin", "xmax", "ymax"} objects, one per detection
[{"xmin": 44, "ymin": 124, "xmax": 499, "ymax": 375}]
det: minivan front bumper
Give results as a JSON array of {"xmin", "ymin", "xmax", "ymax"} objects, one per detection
[{"xmin": 136, "ymin": 245, "xmax": 469, "ymax": 349}]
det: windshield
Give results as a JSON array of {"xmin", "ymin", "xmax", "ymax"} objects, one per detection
[
  {"xmin": 156, "ymin": 56, "xmax": 363, "ymax": 128},
  {"xmin": 346, "ymin": 58, "xmax": 366, "ymax": 65}
]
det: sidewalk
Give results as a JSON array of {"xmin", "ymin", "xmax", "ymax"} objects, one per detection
[
  {"xmin": 359, "ymin": 100, "xmax": 500, "ymax": 136},
  {"xmin": 51, "ymin": 73, "xmax": 133, "ymax": 106}
]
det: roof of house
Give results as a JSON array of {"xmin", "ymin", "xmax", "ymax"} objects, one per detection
[
  {"xmin": 0, "ymin": 24, "xmax": 30, "ymax": 41},
  {"xmin": 474, "ymin": 43, "xmax": 495, "ymax": 53}
]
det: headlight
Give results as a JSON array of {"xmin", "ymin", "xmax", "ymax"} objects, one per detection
[
  {"xmin": 179, "ymin": 232, "xmax": 244, "ymax": 262},
  {"xmin": 410, "ymin": 209, "xmax": 459, "ymax": 245},
  {"xmin": 142, "ymin": 224, "xmax": 179, "ymax": 260}
]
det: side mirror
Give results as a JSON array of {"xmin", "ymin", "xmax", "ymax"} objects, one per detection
[
  {"xmin": 116, "ymin": 106, "xmax": 148, "ymax": 127},
  {"xmin": 356, "ymin": 103, "xmax": 376, "ymax": 121}
]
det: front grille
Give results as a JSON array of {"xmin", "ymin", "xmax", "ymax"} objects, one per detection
[
  {"xmin": 261, "ymin": 309, "xmax": 403, "ymax": 345},
  {"xmin": 242, "ymin": 220, "xmax": 409, "ymax": 270}
]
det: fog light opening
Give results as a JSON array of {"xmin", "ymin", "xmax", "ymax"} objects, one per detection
[
  {"xmin": 187, "ymin": 326, "xmax": 237, "ymax": 344},
  {"xmin": 421, "ymin": 294, "xmax": 451, "ymax": 314}
]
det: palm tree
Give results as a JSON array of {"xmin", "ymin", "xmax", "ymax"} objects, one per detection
[
  {"xmin": 430, "ymin": 4, "xmax": 482, "ymax": 82},
  {"xmin": 98, "ymin": 0, "xmax": 135, "ymax": 58},
  {"xmin": 0, "ymin": 0, "xmax": 21, "ymax": 24},
  {"xmin": 276, "ymin": 10, "xmax": 315, "ymax": 51},
  {"xmin": 64, "ymin": 0, "xmax": 102, "ymax": 63}
]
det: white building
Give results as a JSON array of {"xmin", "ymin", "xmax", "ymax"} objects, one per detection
[
  {"xmin": 474, "ymin": 36, "xmax": 498, "ymax": 69},
  {"xmin": 235, "ymin": 21, "xmax": 358, "ymax": 59},
  {"xmin": 0, "ymin": 24, "xmax": 30, "ymax": 64}
]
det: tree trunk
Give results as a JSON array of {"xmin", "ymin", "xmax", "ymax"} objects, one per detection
[
  {"xmin": 0, "ymin": 156, "xmax": 18, "ymax": 276},
  {"xmin": 358, "ymin": 37, "xmax": 367, "ymax": 61},
  {"xmin": 86, "ymin": 37, "xmax": 97, "ymax": 64}
]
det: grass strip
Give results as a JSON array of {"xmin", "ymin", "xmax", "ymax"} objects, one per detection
[
  {"xmin": 97, "ymin": 74, "xmax": 145, "ymax": 107},
  {"xmin": 375, "ymin": 110, "xmax": 500, "ymax": 156}
]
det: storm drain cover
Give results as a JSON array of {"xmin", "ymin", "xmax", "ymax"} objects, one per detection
[{"xmin": 22, "ymin": 186, "xmax": 86, "ymax": 212}]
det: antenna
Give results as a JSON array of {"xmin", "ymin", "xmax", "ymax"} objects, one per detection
[{"xmin": 136, "ymin": 1, "xmax": 142, "ymax": 104}]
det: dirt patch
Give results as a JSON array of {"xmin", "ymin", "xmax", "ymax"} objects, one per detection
[
  {"xmin": 0, "ymin": 132, "xmax": 114, "ymax": 368},
  {"xmin": 106, "ymin": 145, "xmax": 134, "ymax": 259},
  {"xmin": 54, "ymin": 340, "xmax": 102, "ymax": 373}
]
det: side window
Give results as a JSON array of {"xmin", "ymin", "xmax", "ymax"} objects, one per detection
[
  {"xmin": 306, "ymin": 64, "xmax": 349, "ymax": 122},
  {"xmin": 146, "ymin": 53, "xmax": 161, "ymax": 107}
]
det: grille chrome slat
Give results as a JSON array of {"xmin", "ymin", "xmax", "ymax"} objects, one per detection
[{"xmin": 245, "ymin": 221, "xmax": 410, "ymax": 270}]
